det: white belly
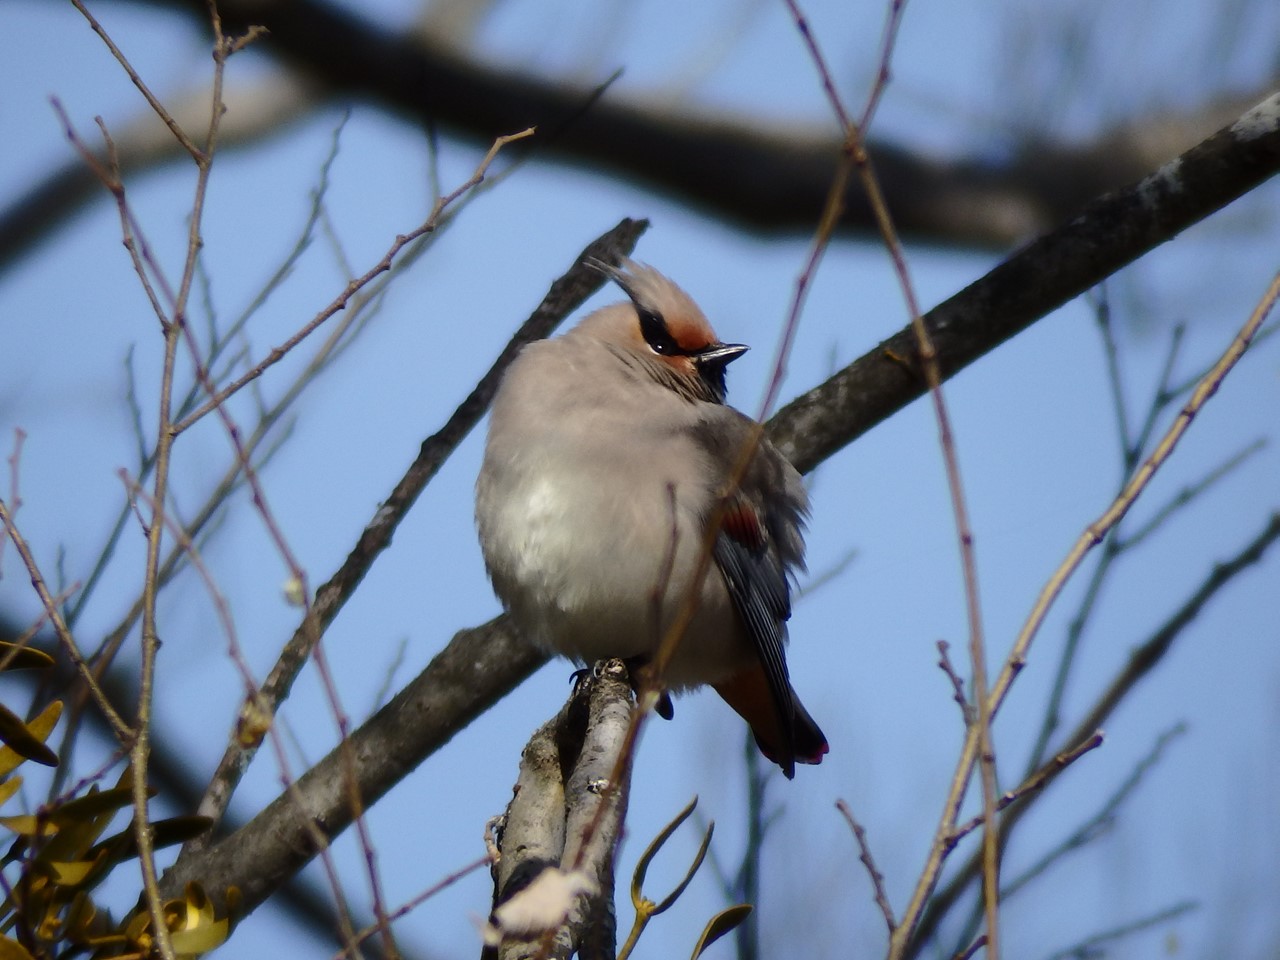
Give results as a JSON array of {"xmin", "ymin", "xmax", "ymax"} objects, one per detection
[{"xmin": 477, "ymin": 457, "xmax": 750, "ymax": 690}]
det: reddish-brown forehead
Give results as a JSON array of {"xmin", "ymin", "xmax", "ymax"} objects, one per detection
[
  {"xmin": 663, "ymin": 309, "xmax": 719, "ymax": 351},
  {"xmin": 618, "ymin": 261, "xmax": 722, "ymax": 349}
]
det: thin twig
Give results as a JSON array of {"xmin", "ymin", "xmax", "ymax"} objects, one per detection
[
  {"xmin": 913, "ymin": 509, "xmax": 1280, "ymax": 953},
  {"xmin": 1007, "ymin": 270, "xmax": 1279, "ymax": 712},
  {"xmin": 898, "ymin": 261, "xmax": 1280, "ymax": 960},
  {"xmin": 0, "ymin": 428, "xmax": 25, "ymax": 575},
  {"xmin": 1065, "ymin": 515, "xmax": 1280, "ymax": 751},
  {"xmin": 1118, "ymin": 438, "xmax": 1266, "ymax": 551},
  {"xmin": 1090, "ymin": 287, "xmax": 1134, "ymax": 464},
  {"xmin": 836, "ymin": 799, "xmax": 896, "ymax": 934},
  {"xmin": 70, "ymin": 0, "xmax": 202, "ymax": 158},
  {"xmin": 109, "ymin": 460, "xmax": 377, "ymax": 942},
  {"xmin": 949, "ymin": 732, "xmax": 1104, "ymax": 845},
  {"xmin": 48, "ymin": 102, "xmax": 171, "ymax": 327},
  {"xmin": 0, "ymin": 582, "xmax": 79, "ymax": 676},
  {"xmin": 49, "ymin": 134, "xmax": 440, "ymax": 800},
  {"xmin": 179, "ymin": 218, "xmax": 647, "ymax": 851},
  {"xmin": 936, "ymin": 640, "xmax": 971, "ymax": 721},
  {"xmin": 63, "ymin": 4, "xmax": 242, "ymax": 954},
  {"xmin": 332, "ymin": 856, "xmax": 490, "ymax": 960},
  {"xmin": 173, "ymin": 127, "xmax": 535, "ymax": 434},
  {"xmin": 1040, "ymin": 900, "xmax": 1197, "ymax": 960},
  {"xmin": 169, "ymin": 239, "xmax": 375, "ymax": 956},
  {"xmin": 158, "ymin": 125, "xmax": 539, "ymax": 949},
  {"xmin": 1131, "ymin": 323, "xmax": 1189, "ymax": 471},
  {"xmin": 859, "ymin": 0, "xmax": 910, "ymax": 132},
  {"xmin": 785, "ymin": 1, "xmax": 1000, "ymax": 953},
  {"xmin": 0, "ymin": 499, "xmax": 132, "ymax": 741},
  {"xmin": 952, "ymin": 935, "xmax": 987, "ymax": 960},
  {"xmin": 1025, "ymin": 305, "xmax": 1179, "ymax": 773},
  {"xmin": 1003, "ymin": 726, "xmax": 1183, "ymax": 902}
]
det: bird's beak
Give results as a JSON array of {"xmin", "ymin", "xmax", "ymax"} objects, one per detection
[{"xmin": 696, "ymin": 342, "xmax": 749, "ymax": 366}]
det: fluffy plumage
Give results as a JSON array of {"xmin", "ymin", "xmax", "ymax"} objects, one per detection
[{"xmin": 476, "ymin": 259, "xmax": 827, "ymax": 777}]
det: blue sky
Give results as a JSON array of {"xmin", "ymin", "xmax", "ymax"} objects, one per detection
[{"xmin": 2, "ymin": 1, "xmax": 1279, "ymax": 958}]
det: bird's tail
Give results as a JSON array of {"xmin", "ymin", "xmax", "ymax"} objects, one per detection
[{"xmin": 714, "ymin": 670, "xmax": 829, "ymax": 779}]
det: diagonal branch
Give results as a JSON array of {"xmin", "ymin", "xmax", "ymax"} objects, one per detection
[
  {"xmin": 160, "ymin": 614, "xmax": 543, "ymax": 911},
  {"xmin": 4, "ymin": 0, "xmax": 1271, "ymax": 277},
  {"xmin": 768, "ymin": 91, "xmax": 1280, "ymax": 474},
  {"xmin": 908, "ymin": 512, "xmax": 1280, "ymax": 955},
  {"xmin": 160, "ymin": 93, "xmax": 1280, "ymax": 922}
]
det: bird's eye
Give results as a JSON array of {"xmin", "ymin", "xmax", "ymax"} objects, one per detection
[{"xmin": 639, "ymin": 308, "xmax": 682, "ymax": 356}]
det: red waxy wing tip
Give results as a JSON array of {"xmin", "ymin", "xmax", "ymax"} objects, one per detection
[{"xmin": 721, "ymin": 499, "xmax": 767, "ymax": 552}]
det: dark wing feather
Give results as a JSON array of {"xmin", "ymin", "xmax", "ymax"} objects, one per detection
[
  {"xmin": 712, "ymin": 510, "xmax": 797, "ymax": 773},
  {"xmin": 687, "ymin": 410, "xmax": 811, "ymax": 775}
]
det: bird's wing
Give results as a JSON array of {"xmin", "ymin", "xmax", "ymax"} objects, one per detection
[{"xmin": 712, "ymin": 497, "xmax": 798, "ymax": 767}]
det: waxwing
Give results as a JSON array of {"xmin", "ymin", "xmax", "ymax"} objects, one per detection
[{"xmin": 475, "ymin": 258, "xmax": 828, "ymax": 777}]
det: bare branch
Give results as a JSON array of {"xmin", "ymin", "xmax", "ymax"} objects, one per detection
[
  {"xmin": 5, "ymin": 0, "xmax": 1269, "ymax": 274},
  {"xmin": 911, "ymin": 510, "xmax": 1280, "ymax": 954},
  {"xmin": 156, "ymin": 94, "xmax": 1280, "ymax": 925},
  {"xmin": 948, "ymin": 732, "xmax": 1105, "ymax": 846},
  {"xmin": 184, "ymin": 217, "xmax": 647, "ymax": 840},
  {"xmin": 767, "ymin": 92, "xmax": 1280, "ymax": 473},
  {"xmin": 1040, "ymin": 900, "xmax": 1198, "ymax": 960},
  {"xmin": 836, "ymin": 799, "xmax": 896, "ymax": 935},
  {"xmin": 1003, "ymin": 727, "xmax": 1185, "ymax": 903},
  {"xmin": 161, "ymin": 614, "xmax": 543, "ymax": 913},
  {"xmin": 173, "ymin": 127, "xmax": 535, "ymax": 433},
  {"xmin": 786, "ymin": 0, "xmax": 1002, "ymax": 950},
  {"xmin": 891, "ymin": 240, "xmax": 1280, "ymax": 957},
  {"xmin": 0, "ymin": 500, "xmax": 132, "ymax": 742},
  {"xmin": 486, "ymin": 662, "xmax": 635, "ymax": 960}
]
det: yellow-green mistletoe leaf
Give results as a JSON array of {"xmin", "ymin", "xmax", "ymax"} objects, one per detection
[
  {"xmin": 169, "ymin": 916, "xmax": 230, "ymax": 957},
  {"xmin": 47, "ymin": 784, "xmax": 140, "ymax": 823},
  {"xmin": 0, "ymin": 704, "xmax": 57, "ymax": 768},
  {"xmin": 630, "ymin": 796, "xmax": 712, "ymax": 916},
  {"xmin": 0, "ymin": 644, "xmax": 54, "ymax": 672},
  {"xmin": 42, "ymin": 851, "xmax": 108, "ymax": 886},
  {"xmin": 690, "ymin": 904, "xmax": 752, "ymax": 960},
  {"xmin": 0, "ymin": 776, "xmax": 23, "ymax": 809},
  {"xmin": 89, "ymin": 815, "xmax": 213, "ymax": 867},
  {"xmin": 0, "ymin": 814, "xmax": 57, "ymax": 838},
  {"xmin": 62, "ymin": 891, "xmax": 103, "ymax": 943},
  {"xmin": 0, "ymin": 935, "xmax": 36, "ymax": 960},
  {"xmin": 121, "ymin": 884, "xmax": 234, "ymax": 959},
  {"xmin": 169, "ymin": 886, "xmax": 231, "ymax": 956},
  {"xmin": 0, "ymin": 701, "xmax": 61, "ymax": 775}
]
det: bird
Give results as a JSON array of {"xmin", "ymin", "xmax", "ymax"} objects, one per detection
[{"xmin": 475, "ymin": 258, "xmax": 827, "ymax": 778}]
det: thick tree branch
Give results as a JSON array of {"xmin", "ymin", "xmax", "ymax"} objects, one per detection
[
  {"xmin": 487, "ymin": 662, "xmax": 634, "ymax": 960},
  {"xmin": 158, "ymin": 92, "xmax": 1280, "ymax": 921},
  {"xmin": 184, "ymin": 218, "xmax": 648, "ymax": 844},
  {"xmin": 4, "ymin": 0, "xmax": 1270, "ymax": 276},
  {"xmin": 0, "ymin": 72, "xmax": 318, "ymax": 276},
  {"xmin": 160, "ymin": 615, "xmax": 544, "ymax": 909},
  {"xmin": 769, "ymin": 91, "xmax": 1280, "ymax": 474},
  {"xmin": 0, "ymin": 623, "xmax": 362, "ymax": 951}
]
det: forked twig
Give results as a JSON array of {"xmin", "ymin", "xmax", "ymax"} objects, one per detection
[
  {"xmin": 180, "ymin": 217, "xmax": 647, "ymax": 850},
  {"xmin": 899, "ymin": 269, "xmax": 1280, "ymax": 956},
  {"xmin": 948, "ymin": 733, "xmax": 1104, "ymax": 845},
  {"xmin": 173, "ymin": 127, "xmax": 535, "ymax": 434},
  {"xmin": 936, "ymin": 640, "xmax": 971, "ymax": 720},
  {"xmin": 0, "ymin": 499, "xmax": 132, "ymax": 742},
  {"xmin": 784, "ymin": 1, "xmax": 1000, "ymax": 953}
]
